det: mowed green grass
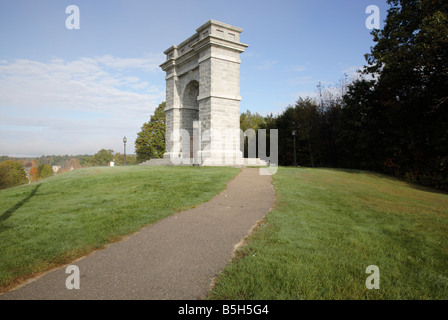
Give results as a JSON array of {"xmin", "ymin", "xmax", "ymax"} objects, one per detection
[
  {"xmin": 208, "ymin": 167, "xmax": 448, "ymax": 299},
  {"xmin": 0, "ymin": 165, "xmax": 239, "ymax": 292}
]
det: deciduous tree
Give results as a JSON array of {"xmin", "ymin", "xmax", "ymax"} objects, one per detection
[
  {"xmin": 29, "ymin": 166, "xmax": 39, "ymax": 182},
  {"xmin": 90, "ymin": 149, "xmax": 114, "ymax": 166},
  {"xmin": 37, "ymin": 163, "xmax": 53, "ymax": 179},
  {"xmin": 135, "ymin": 102, "xmax": 166, "ymax": 163},
  {"xmin": 0, "ymin": 160, "xmax": 28, "ymax": 189}
]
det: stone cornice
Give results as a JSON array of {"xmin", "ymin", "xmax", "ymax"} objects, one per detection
[
  {"xmin": 160, "ymin": 59, "xmax": 176, "ymax": 71},
  {"xmin": 191, "ymin": 35, "xmax": 248, "ymax": 55},
  {"xmin": 160, "ymin": 20, "xmax": 248, "ymax": 72},
  {"xmin": 197, "ymin": 94, "xmax": 242, "ymax": 102},
  {"xmin": 196, "ymin": 19, "xmax": 243, "ymax": 34}
]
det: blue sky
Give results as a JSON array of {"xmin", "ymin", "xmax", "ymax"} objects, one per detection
[{"xmin": 0, "ymin": 0, "xmax": 389, "ymax": 157}]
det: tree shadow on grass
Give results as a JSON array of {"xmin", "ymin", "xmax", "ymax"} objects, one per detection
[{"xmin": 0, "ymin": 184, "xmax": 41, "ymax": 223}]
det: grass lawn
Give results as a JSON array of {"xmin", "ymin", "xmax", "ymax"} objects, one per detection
[
  {"xmin": 208, "ymin": 167, "xmax": 448, "ymax": 299},
  {"xmin": 0, "ymin": 165, "xmax": 240, "ymax": 293}
]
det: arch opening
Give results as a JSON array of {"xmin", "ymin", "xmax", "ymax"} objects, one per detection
[{"xmin": 181, "ymin": 80, "xmax": 199, "ymax": 158}]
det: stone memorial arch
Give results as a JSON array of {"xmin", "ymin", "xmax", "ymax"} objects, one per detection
[
  {"xmin": 141, "ymin": 20, "xmax": 270, "ymax": 167},
  {"xmin": 160, "ymin": 20, "xmax": 248, "ymax": 165}
]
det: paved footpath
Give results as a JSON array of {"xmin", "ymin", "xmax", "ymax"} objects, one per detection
[{"xmin": 1, "ymin": 168, "xmax": 275, "ymax": 300}]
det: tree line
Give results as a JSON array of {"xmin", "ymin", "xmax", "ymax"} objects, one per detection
[
  {"xmin": 0, "ymin": 150, "xmax": 138, "ymax": 189},
  {"xmin": 254, "ymin": 0, "xmax": 447, "ymax": 189}
]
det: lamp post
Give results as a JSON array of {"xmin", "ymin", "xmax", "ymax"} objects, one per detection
[
  {"xmin": 123, "ymin": 136, "xmax": 127, "ymax": 166},
  {"xmin": 292, "ymin": 130, "xmax": 297, "ymax": 167}
]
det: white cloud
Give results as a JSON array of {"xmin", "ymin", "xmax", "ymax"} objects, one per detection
[
  {"xmin": 95, "ymin": 54, "xmax": 162, "ymax": 72},
  {"xmin": 287, "ymin": 76, "xmax": 315, "ymax": 85},
  {"xmin": 286, "ymin": 64, "xmax": 306, "ymax": 72},
  {"xmin": 342, "ymin": 65, "xmax": 379, "ymax": 82},
  {"xmin": 342, "ymin": 65, "xmax": 367, "ymax": 81},
  {"xmin": 0, "ymin": 55, "xmax": 165, "ymax": 156},
  {"xmin": 255, "ymin": 60, "xmax": 277, "ymax": 70},
  {"xmin": 342, "ymin": 65, "xmax": 361, "ymax": 76},
  {"xmin": 0, "ymin": 56, "xmax": 164, "ymax": 113}
]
